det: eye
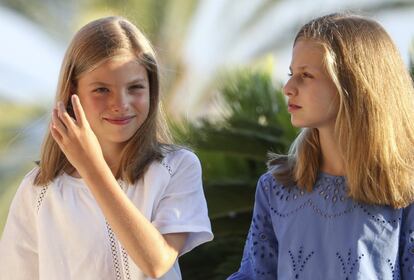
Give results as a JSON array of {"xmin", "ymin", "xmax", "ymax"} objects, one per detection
[
  {"xmin": 301, "ymin": 72, "xmax": 313, "ymax": 79},
  {"xmin": 93, "ymin": 87, "xmax": 110, "ymax": 94},
  {"xmin": 129, "ymin": 84, "xmax": 146, "ymax": 92},
  {"xmin": 287, "ymin": 72, "xmax": 293, "ymax": 77}
]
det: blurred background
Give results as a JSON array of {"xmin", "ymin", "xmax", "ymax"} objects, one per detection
[{"xmin": 0, "ymin": 0, "xmax": 413, "ymax": 278}]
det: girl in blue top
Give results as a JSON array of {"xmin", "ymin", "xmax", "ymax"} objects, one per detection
[{"xmin": 228, "ymin": 13, "xmax": 414, "ymax": 279}]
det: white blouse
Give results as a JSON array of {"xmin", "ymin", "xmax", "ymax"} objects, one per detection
[{"xmin": 0, "ymin": 149, "xmax": 213, "ymax": 280}]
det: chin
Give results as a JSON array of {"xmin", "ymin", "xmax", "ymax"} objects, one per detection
[
  {"xmin": 103, "ymin": 134, "xmax": 135, "ymax": 144},
  {"xmin": 114, "ymin": 136, "xmax": 135, "ymax": 143},
  {"xmin": 290, "ymin": 120, "xmax": 306, "ymax": 128}
]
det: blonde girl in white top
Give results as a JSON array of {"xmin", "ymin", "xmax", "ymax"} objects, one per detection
[{"xmin": 0, "ymin": 16, "xmax": 213, "ymax": 280}]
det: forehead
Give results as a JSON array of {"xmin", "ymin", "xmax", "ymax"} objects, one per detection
[
  {"xmin": 291, "ymin": 39, "xmax": 327, "ymax": 69},
  {"xmin": 78, "ymin": 55, "xmax": 148, "ymax": 84}
]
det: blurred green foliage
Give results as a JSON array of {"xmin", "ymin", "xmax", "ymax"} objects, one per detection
[
  {"xmin": 0, "ymin": 102, "xmax": 44, "ymax": 232},
  {"xmin": 0, "ymin": 102, "xmax": 44, "ymax": 152},
  {"xmin": 174, "ymin": 68, "xmax": 297, "ymax": 279},
  {"xmin": 82, "ymin": 0, "xmax": 198, "ymax": 41}
]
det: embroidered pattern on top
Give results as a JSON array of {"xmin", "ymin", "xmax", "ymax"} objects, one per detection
[
  {"xmin": 288, "ymin": 246, "xmax": 314, "ymax": 279},
  {"xmin": 270, "ymin": 198, "xmax": 358, "ymax": 219},
  {"xmin": 265, "ymin": 173, "xmax": 405, "ymax": 279},
  {"xmin": 386, "ymin": 257, "xmax": 400, "ymax": 280},
  {"xmin": 268, "ymin": 174, "xmax": 400, "ymax": 229},
  {"xmin": 121, "ymin": 247, "xmax": 131, "ymax": 280},
  {"xmin": 106, "ymin": 222, "xmax": 122, "ymax": 280},
  {"xmin": 248, "ymin": 212, "xmax": 277, "ymax": 277},
  {"xmin": 273, "ymin": 185, "xmax": 305, "ymax": 202},
  {"xmin": 315, "ymin": 176, "xmax": 346, "ymax": 203},
  {"xmin": 267, "ymin": 174, "xmax": 305, "ymax": 202},
  {"xmin": 336, "ymin": 249, "xmax": 365, "ymax": 280},
  {"xmin": 358, "ymin": 204, "xmax": 401, "ymax": 227},
  {"xmin": 161, "ymin": 161, "xmax": 173, "ymax": 175},
  {"xmin": 400, "ymin": 229, "xmax": 414, "ymax": 276},
  {"xmin": 36, "ymin": 185, "xmax": 49, "ymax": 212}
]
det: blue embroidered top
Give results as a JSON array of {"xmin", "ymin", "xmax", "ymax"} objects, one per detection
[{"xmin": 228, "ymin": 172, "xmax": 414, "ymax": 279}]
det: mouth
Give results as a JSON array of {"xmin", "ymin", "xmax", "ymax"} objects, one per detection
[
  {"xmin": 288, "ymin": 103, "xmax": 302, "ymax": 112},
  {"xmin": 103, "ymin": 115, "xmax": 136, "ymax": 125}
]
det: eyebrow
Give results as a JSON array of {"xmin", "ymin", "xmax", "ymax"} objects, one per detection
[
  {"xmin": 88, "ymin": 78, "xmax": 148, "ymax": 87},
  {"xmin": 289, "ymin": 65, "xmax": 321, "ymax": 73}
]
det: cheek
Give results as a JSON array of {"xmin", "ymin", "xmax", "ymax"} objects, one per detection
[
  {"xmin": 313, "ymin": 84, "xmax": 338, "ymax": 107},
  {"xmin": 321, "ymin": 95, "xmax": 339, "ymax": 118},
  {"xmin": 79, "ymin": 97, "xmax": 104, "ymax": 122},
  {"xmin": 82, "ymin": 109, "xmax": 98, "ymax": 125},
  {"xmin": 133, "ymin": 93, "xmax": 150, "ymax": 112}
]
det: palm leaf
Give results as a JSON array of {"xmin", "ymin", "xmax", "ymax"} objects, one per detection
[{"xmin": 178, "ymin": 67, "xmax": 295, "ymax": 278}]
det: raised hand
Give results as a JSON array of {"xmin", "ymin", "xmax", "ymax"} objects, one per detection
[{"xmin": 50, "ymin": 94, "xmax": 105, "ymax": 175}]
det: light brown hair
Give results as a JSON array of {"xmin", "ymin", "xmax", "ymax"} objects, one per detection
[
  {"xmin": 269, "ymin": 13, "xmax": 414, "ymax": 208},
  {"xmin": 35, "ymin": 16, "xmax": 174, "ymax": 186}
]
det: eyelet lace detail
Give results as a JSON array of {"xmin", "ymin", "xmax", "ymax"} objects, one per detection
[
  {"xmin": 121, "ymin": 247, "xmax": 131, "ymax": 280},
  {"xmin": 161, "ymin": 161, "xmax": 173, "ymax": 175},
  {"xmin": 106, "ymin": 222, "xmax": 122, "ymax": 280},
  {"xmin": 288, "ymin": 246, "xmax": 315, "ymax": 279},
  {"xmin": 36, "ymin": 185, "xmax": 49, "ymax": 212},
  {"xmin": 336, "ymin": 249, "xmax": 365, "ymax": 279}
]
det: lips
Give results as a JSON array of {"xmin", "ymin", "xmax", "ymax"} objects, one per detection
[
  {"xmin": 103, "ymin": 115, "xmax": 136, "ymax": 125},
  {"xmin": 288, "ymin": 102, "xmax": 302, "ymax": 112}
]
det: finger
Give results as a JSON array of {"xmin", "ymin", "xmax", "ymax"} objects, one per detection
[
  {"xmin": 52, "ymin": 108, "xmax": 68, "ymax": 137},
  {"xmin": 50, "ymin": 124, "xmax": 69, "ymax": 156},
  {"xmin": 57, "ymin": 101, "xmax": 77, "ymax": 130},
  {"xmin": 71, "ymin": 94, "xmax": 87, "ymax": 127},
  {"xmin": 50, "ymin": 120, "xmax": 65, "ymax": 146}
]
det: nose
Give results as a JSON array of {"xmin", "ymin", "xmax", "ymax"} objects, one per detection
[
  {"xmin": 283, "ymin": 77, "xmax": 298, "ymax": 97},
  {"xmin": 110, "ymin": 90, "xmax": 129, "ymax": 112}
]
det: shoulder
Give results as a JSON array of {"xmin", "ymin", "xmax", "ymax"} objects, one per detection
[
  {"xmin": 256, "ymin": 171, "xmax": 306, "ymax": 208},
  {"xmin": 161, "ymin": 148, "xmax": 201, "ymax": 175},
  {"xmin": 10, "ymin": 167, "xmax": 46, "ymax": 212},
  {"xmin": 254, "ymin": 172, "xmax": 280, "ymax": 203},
  {"xmin": 22, "ymin": 167, "xmax": 40, "ymax": 183},
  {"xmin": 402, "ymin": 200, "xmax": 414, "ymax": 217},
  {"xmin": 162, "ymin": 147, "xmax": 199, "ymax": 164},
  {"xmin": 258, "ymin": 171, "xmax": 283, "ymax": 192},
  {"xmin": 18, "ymin": 167, "xmax": 44, "ymax": 192}
]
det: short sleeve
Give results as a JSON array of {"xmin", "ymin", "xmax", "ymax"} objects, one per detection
[
  {"xmin": 0, "ymin": 168, "xmax": 41, "ymax": 280},
  {"xmin": 227, "ymin": 173, "xmax": 278, "ymax": 280},
  {"xmin": 151, "ymin": 150, "xmax": 213, "ymax": 256},
  {"xmin": 400, "ymin": 202, "xmax": 414, "ymax": 279}
]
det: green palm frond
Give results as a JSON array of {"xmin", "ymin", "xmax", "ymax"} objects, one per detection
[
  {"xmin": 204, "ymin": 180, "xmax": 256, "ymax": 219},
  {"xmin": 178, "ymin": 67, "xmax": 297, "ymax": 278}
]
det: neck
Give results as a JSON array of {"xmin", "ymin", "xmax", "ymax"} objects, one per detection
[
  {"xmin": 318, "ymin": 126, "xmax": 345, "ymax": 176},
  {"xmin": 68, "ymin": 142, "xmax": 124, "ymax": 179},
  {"xmin": 101, "ymin": 142, "xmax": 124, "ymax": 174}
]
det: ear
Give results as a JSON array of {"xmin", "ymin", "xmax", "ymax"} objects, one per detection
[
  {"xmin": 66, "ymin": 82, "xmax": 77, "ymax": 118},
  {"xmin": 66, "ymin": 101, "xmax": 74, "ymax": 118}
]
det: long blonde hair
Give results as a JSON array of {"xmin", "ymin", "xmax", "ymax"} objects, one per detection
[
  {"xmin": 269, "ymin": 13, "xmax": 414, "ymax": 208},
  {"xmin": 35, "ymin": 16, "xmax": 174, "ymax": 186}
]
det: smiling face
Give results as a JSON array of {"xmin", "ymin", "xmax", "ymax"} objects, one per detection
[
  {"xmin": 283, "ymin": 39, "xmax": 339, "ymax": 130},
  {"xmin": 76, "ymin": 55, "xmax": 150, "ymax": 152}
]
